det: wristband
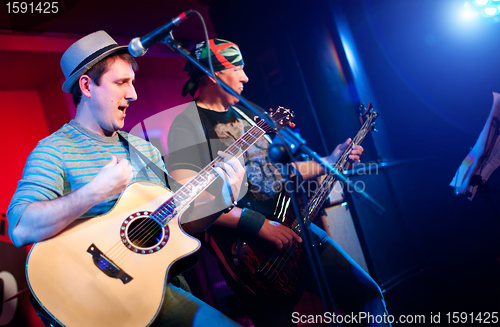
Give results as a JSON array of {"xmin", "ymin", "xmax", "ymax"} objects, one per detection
[{"xmin": 237, "ymin": 208, "xmax": 266, "ymax": 236}]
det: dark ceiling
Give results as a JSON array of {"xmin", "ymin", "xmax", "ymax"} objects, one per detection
[
  {"xmin": 0, "ymin": 0, "xmax": 215, "ymax": 38},
  {"xmin": 0, "ymin": 0, "xmax": 216, "ymax": 90}
]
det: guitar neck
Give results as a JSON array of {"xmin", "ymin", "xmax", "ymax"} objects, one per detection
[
  {"xmin": 293, "ymin": 111, "xmax": 377, "ymax": 233},
  {"xmin": 151, "ymin": 123, "xmax": 267, "ymax": 228}
]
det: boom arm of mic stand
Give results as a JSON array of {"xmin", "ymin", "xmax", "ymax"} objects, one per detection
[
  {"xmin": 165, "ymin": 36, "xmax": 384, "ymax": 216},
  {"xmin": 277, "ymin": 128, "xmax": 386, "ymax": 216}
]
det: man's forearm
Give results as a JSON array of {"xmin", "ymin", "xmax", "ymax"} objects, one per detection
[
  {"xmin": 181, "ymin": 197, "xmax": 242, "ymax": 235},
  {"xmin": 11, "ymin": 182, "xmax": 102, "ymax": 247},
  {"xmin": 212, "ymin": 207, "xmax": 243, "ymax": 229}
]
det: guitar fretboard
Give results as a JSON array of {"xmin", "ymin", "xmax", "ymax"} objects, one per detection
[
  {"xmin": 151, "ymin": 123, "xmax": 267, "ymax": 227},
  {"xmin": 290, "ymin": 110, "xmax": 377, "ymax": 234}
]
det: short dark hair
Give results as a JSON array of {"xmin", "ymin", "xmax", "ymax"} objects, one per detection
[{"xmin": 71, "ymin": 51, "xmax": 138, "ymax": 106}]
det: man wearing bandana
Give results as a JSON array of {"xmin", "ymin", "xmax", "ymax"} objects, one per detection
[{"xmin": 167, "ymin": 39, "xmax": 391, "ymax": 327}]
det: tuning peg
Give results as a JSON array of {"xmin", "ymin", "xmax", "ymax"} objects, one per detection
[
  {"xmin": 269, "ymin": 108, "xmax": 273, "ymax": 112},
  {"xmin": 289, "ymin": 122, "xmax": 296, "ymax": 128},
  {"xmin": 358, "ymin": 104, "xmax": 365, "ymax": 114}
]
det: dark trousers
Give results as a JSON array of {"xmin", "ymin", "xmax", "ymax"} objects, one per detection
[
  {"xmin": 30, "ymin": 276, "xmax": 240, "ymax": 327},
  {"xmin": 223, "ymin": 224, "xmax": 391, "ymax": 327}
]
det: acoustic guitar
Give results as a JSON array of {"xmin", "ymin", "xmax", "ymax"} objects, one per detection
[{"xmin": 26, "ymin": 107, "xmax": 294, "ymax": 327}]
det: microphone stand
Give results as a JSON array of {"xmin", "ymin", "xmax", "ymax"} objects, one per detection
[
  {"xmin": 164, "ymin": 35, "xmax": 385, "ymax": 214},
  {"xmin": 164, "ymin": 35, "xmax": 384, "ymax": 322}
]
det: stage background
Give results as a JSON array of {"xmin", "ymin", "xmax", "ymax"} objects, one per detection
[{"xmin": 1, "ymin": 0, "xmax": 498, "ymax": 326}]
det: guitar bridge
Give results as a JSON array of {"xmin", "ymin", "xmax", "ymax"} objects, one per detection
[{"xmin": 87, "ymin": 244, "xmax": 133, "ymax": 284}]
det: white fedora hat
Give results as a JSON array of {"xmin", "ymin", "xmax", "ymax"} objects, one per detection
[{"xmin": 60, "ymin": 30, "xmax": 128, "ymax": 93}]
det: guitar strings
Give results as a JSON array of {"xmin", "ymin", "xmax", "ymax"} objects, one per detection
[
  {"xmin": 258, "ymin": 117, "xmax": 374, "ymax": 282},
  {"xmin": 101, "ymin": 121, "xmax": 271, "ymax": 265},
  {"xmin": 258, "ymin": 146, "xmax": 354, "ymax": 280},
  {"xmin": 103, "ymin": 111, "xmax": 289, "ymax": 265},
  {"xmin": 108, "ymin": 157, "xmax": 231, "ymax": 263}
]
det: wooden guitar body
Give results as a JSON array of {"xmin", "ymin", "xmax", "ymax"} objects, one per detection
[
  {"xmin": 26, "ymin": 181, "xmax": 200, "ymax": 327},
  {"xmin": 217, "ymin": 180, "xmax": 307, "ymax": 306}
]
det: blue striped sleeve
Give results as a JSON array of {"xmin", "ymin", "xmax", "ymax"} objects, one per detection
[{"xmin": 7, "ymin": 141, "xmax": 64, "ymax": 238}]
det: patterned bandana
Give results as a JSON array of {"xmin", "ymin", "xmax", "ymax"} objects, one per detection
[{"xmin": 182, "ymin": 38, "xmax": 244, "ymax": 97}]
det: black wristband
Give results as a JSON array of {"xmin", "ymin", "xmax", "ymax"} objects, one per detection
[{"xmin": 237, "ymin": 208, "xmax": 266, "ymax": 236}]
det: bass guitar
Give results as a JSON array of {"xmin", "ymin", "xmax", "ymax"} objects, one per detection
[
  {"xmin": 26, "ymin": 107, "xmax": 294, "ymax": 327},
  {"xmin": 213, "ymin": 103, "xmax": 378, "ymax": 305}
]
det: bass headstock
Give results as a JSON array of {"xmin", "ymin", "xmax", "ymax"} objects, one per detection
[
  {"xmin": 254, "ymin": 106, "xmax": 295, "ymax": 134},
  {"xmin": 358, "ymin": 102, "xmax": 378, "ymax": 132}
]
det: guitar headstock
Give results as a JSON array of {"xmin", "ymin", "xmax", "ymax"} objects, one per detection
[
  {"xmin": 358, "ymin": 102, "xmax": 378, "ymax": 132},
  {"xmin": 254, "ymin": 106, "xmax": 295, "ymax": 133}
]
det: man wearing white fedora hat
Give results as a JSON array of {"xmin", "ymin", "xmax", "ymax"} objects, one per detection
[{"xmin": 7, "ymin": 30, "xmax": 244, "ymax": 326}]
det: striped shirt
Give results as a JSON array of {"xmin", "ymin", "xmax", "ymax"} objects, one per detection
[{"xmin": 7, "ymin": 120, "xmax": 167, "ymax": 238}]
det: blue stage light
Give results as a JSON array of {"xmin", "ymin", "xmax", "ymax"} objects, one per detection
[
  {"xmin": 483, "ymin": 7, "xmax": 499, "ymax": 15},
  {"xmin": 462, "ymin": 0, "xmax": 500, "ymax": 21},
  {"xmin": 463, "ymin": 8, "xmax": 480, "ymax": 19}
]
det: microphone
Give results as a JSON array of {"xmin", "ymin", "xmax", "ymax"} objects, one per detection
[{"xmin": 128, "ymin": 10, "xmax": 193, "ymax": 57}]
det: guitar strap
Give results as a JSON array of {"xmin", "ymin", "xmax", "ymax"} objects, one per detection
[{"xmin": 118, "ymin": 132, "xmax": 172, "ymax": 190}]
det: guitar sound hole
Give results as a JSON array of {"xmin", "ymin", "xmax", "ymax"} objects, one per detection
[
  {"xmin": 128, "ymin": 218, "xmax": 164, "ymax": 248},
  {"xmin": 121, "ymin": 212, "xmax": 170, "ymax": 254}
]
